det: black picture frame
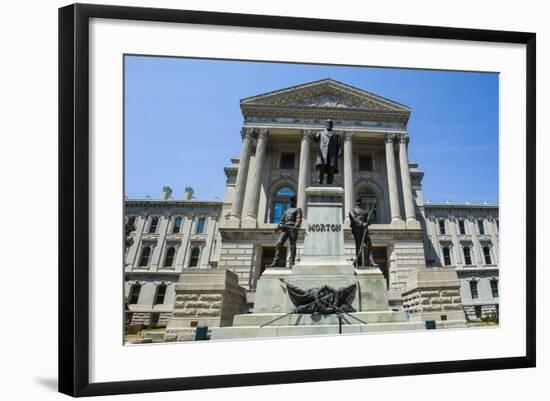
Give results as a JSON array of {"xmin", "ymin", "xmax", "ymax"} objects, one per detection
[{"xmin": 58, "ymin": 3, "xmax": 536, "ymax": 397}]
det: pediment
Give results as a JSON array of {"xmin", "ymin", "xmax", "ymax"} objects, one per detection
[{"xmin": 240, "ymin": 79, "xmax": 410, "ymax": 113}]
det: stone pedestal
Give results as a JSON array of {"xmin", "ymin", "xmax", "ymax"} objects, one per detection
[
  {"xmin": 211, "ymin": 187, "xmax": 426, "ymax": 340},
  {"xmin": 402, "ymin": 268, "xmax": 467, "ymax": 327},
  {"xmin": 164, "ymin": 269, "xmax": 247, "ymax": 342}
]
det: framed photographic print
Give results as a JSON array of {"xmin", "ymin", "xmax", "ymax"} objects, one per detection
[{"xmin": 58, "ymin": 3, "xmax": 536, "ymax": 397}]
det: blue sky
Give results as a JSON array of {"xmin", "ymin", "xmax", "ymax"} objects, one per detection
[{"xmin": 124, "ymin": 55, "xmax": 498, "ymax": 204}]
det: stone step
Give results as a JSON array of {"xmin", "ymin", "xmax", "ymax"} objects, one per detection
[
  {"xmin": 233, "ymin": 311, "xmax": 408, "ymax": 327},
  {"xmin": 211, "ymin": 321, "xmax": 427, "ymax": 340}
]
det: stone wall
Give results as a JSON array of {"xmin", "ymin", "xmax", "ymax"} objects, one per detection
[
  {"xmin": 128, "ymin": 312, "xmax": 172, "ymax": 325},
  {"xmin": 164, "ymin": 269, "xmax": 247, "ymax": 342},
  {"xmin": 402, "ymin": 268, "xmax": 466, "ymax": 324},
  {"xmin": 463, "ymin": 304, "xmax": 498, "ymax": 321},
  {"xmin": 217, "ymin": 242, "xmax": 256, "ymax": 289}
]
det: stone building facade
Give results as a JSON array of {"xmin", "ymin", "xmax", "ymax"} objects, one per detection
[{"xmin": 124, "ymin": 79, "xmax": 499, "ymax": 329}]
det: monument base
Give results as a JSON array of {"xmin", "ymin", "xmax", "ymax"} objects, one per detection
[
  {"xmin": 211, "ymin": 312, "xmax": 426, "ymax": 340},
  {"xmin": 210, "ymin": 265, "xmax": 430, "ymax": 340}
]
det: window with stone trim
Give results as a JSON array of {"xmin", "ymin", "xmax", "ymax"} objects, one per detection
[
  {"xmin": 358, "ymin": 154, "xmax": 373, "ymax": 171},
  {"xmin": 172, "ymin": 216, "xmax": 182, "ymax": 233},
  {"xmin": 469, "ymin": 280, "xmax": 479, "ymax": 299},
  {"xmin": 148, "ymin": 216, "xmax": 159, "ymax": 233},
  {"xmin": 280, "ymin": 152, "xmax": 295, "ymax": 169},
  {"xmin": 129, "ymin": 284, "xmax": 141, "ymax": 304},
  {"xmin": 127, "ymin": 216, "xmax": 137, "ymax": 231},
  {"xmin": 164, "ymin": 247, "xmax": 176, "ymax": 267},
  {"xmin": 463, "ymin": 246, "xmax": 472, "ymax": 265},
  {"xmin": 189, "ymin": 247, "xmax": 201, "ymax": 267},
  {"xmin": 483, "ymin": 246, "xmax": 492, "ymax": 264},
  {"xmin": 357, "ymin": 187, "xmax": 378, "ymax": 223},
  {"xmin": 154, "ymin": 284, "xmax": 167, "ymax": 305},
  {"xmin": 271, "ymin": 186, "xmax": 295, "ymax": 223},
  {"xmin": 439, "ymin": 219, "xmax": 446, "ymax": 235},
  {"xmin": 458, "ymin": 219, "xmax": 466, "ymax": 235},
  {"xmin": 490, "ymin": 279, "xmax": 499, "ymax": 298},
  {"xmin": 138, "ymin": 246, "xmax": 151, "ymax": 267},
  {"xmin": 495, "ymin": 219, "xmax": 499, "ymax": 232},
  {"xmin": 442, "ymin": 246, "xmax": 452, "ymax": 266},
  {"xmin": 478, "ymin": 219, "xmax": 485, "ymax": 235},
  {"xmin": 195, "ymin": 217, "xmax": 206, "ymax": 234}
]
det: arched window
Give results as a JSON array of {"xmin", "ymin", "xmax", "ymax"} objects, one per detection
[
  {"xmin": 357, "ymin": 187, "xmax": 378, "ymax": 223},
  {"xmin": 129, "ymin": 284, "xmax": 141, "ymax": 304},
  {"xmin": 271, "ymin": 186, "xmax": 295, "ymax": 223},
  {"xmin": 463, "ymin": 246, "xmax": 472, "ymax": 265},
  {"xmin": 154, "ymin": 284, "xmax": 167, "ymax": 305},
  {"xmin": 483, "ymin": 246, "xmax": 492, "ymax": 264},
  {"xmin": 189, "ymin": 247, "xmax": 200, "ymax": 267},
  {"xmin": 442, "ymin": 246, "xmax": 452, "ymax": 266},
  {"xmin": 138, "ymin": 246, "xmax": 151, "ymax": 267},
  {"xmin": 164, "ymin": 247, "xmax": 176, "ymax": 267}
]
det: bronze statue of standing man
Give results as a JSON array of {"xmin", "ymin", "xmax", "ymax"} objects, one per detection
[
  {"xmin": 349, "ymin": 197, "xmax": 376, "ymax": 267},
  {"xmin": 313, "ymin": 119, "xmax": 342, "ymax": 185},
  {"xmin": 267, "ymin": 196, "xmax": 302, "ymax": 268}
]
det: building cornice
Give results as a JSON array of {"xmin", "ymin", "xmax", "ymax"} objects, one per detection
[{"xmin": 125, "ymin": 199, "xmax": 223, "ymax": 209}]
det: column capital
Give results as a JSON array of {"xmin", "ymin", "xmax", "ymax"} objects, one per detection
[
  {"xmin": 258, "ymin": 128, "xmax": 269, "ymax": 139},
  {"xmin": 384, "ymin": 132, "xmax": 397, "ymax": 143},
  {"xmin": 343, "ymin": 131, "xmax": 354, "ymax": 141},
  {"xmin": 397, "ymin": 133, "xmax": 410, "ymax": 144},
  {"xmin": 241, "ymin": 127, "xmax": 254, "ymax": 140},
  {"xmin": 300, "ymin": 129, "xmax": 313, "ymax": 140}
]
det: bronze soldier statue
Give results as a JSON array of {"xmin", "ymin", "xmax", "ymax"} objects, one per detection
[
  {"xmin": 313, "ymin": 119, "xmax": 342, "ymax": 184},
  {"xmin": 349, "ymin": 197, "xmax": 376, "ymax": 267},
  {"xmin": 267, "ymin": 196, "xmax": 302, "ymax": 268}
]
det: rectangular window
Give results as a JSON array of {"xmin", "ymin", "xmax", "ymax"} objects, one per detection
[
  {"xmin": 439, "ymin": 220, "xmax": 446, "ymax": 235},
  {"xmin": 490, "ymin": 280, "xmax": 499, "ymax": 298},
  {"xmin": 280, "ymin": 153, "xmax": 295, "ymax": 169},
  {"xmin": 127, "ymin": 216, "xmax": 136, "ymax": 230},
  {"xmin": 474, "ymin": 305, "xmax": 482, "ymax": 319},
  {"xmin": 154, "ymin": 285, "xmax": 167, "ymax": 305},
  {"xmin": 469, "ymin": 281, "xmax": 479, "ymax": 299},
  {"xmin": 458, "ymin": 220, "xmax": 466, "ymax": 235},
  {"xmin": 172, "ymin": 216, "xmax": 182, "ymax": 233},
  {"xmin": 478, "ymin": 219, "xmax": 485, "ymax": 235},
  {"xmin": 495, "ymin": 219, "xmax": 499, "ymax": 232},
  {"xmin": 139, "ymin": 246, "xmax": 151, "ymax": 267},
  {"xmin": 483, "ymin": 246, "xmax": 492, "ymax": 264},
  {"xmin": 148, "ymin": 216, "xmax": 159, "ymax": 233},
  {"xmin": 195, "ymin": 217, "xmax": 206, "ymax": 234},
  {"xmin": 463, "ymin": 247, "xmax": 472, "ymax": 265},
  {"xmin": 443, "ymin": 246, "xmax": 452, "ymax": 266},
  {"xmin": 129, "ymin": 284, "xmax": 141, "ymax": 304},
  {"xmin": 358, "ymin": 154, "xmax": 373, "ymax": 171}
]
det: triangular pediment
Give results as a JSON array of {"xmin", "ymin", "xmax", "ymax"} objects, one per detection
[{"xmin": 240, "ymin": 78, "xmax": 410, "ymax": 113}]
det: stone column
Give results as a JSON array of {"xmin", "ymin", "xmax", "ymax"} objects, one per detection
[
  {"xmin": 343, "ymin": 131, "xmax": 354, "ymax": 222},
  {"xmin": 384, "ymin": 133, "xmax": 402, "ymax": 224},
  {"xmin": 398, "ymin": 134, "xmax": 418, "ymax": 227},
  {"xmin": 297, "ymin": 129, "xmax": 312, "ymax": 212},
  {"xmin": 228, "ymin": 128, "xmax": 254, "ymax": 224},
  {"xmin": 243, "ymin": 129, "xmax": 269, "ymax": 227}
]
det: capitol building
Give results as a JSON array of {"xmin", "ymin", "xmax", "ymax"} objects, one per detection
[{"xmin": 124, "ymin": 79, "xmax": 499, "ymax": 340}]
